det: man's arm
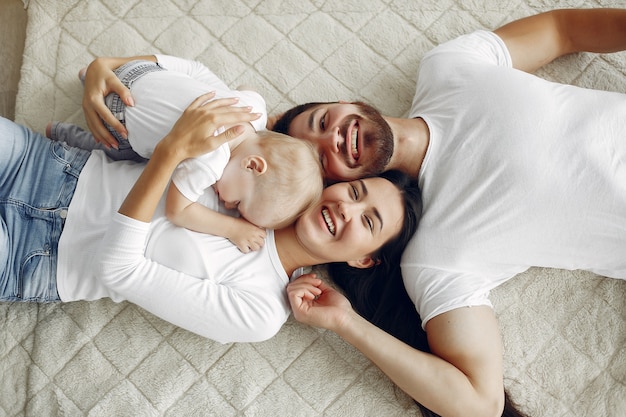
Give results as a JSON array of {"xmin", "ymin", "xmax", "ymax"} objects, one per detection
[
  {"xmin": 288, "ymin": 277, "xmax": 505, "ymax": 417},
  {"xmin": 494, "ymin": 8, "xmax": 626, "ymax": 73}
]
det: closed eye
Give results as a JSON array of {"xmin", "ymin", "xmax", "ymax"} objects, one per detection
[
  {"xmin": 350, "ymin": 184, "xmax": 358, "ymax": 200},
  {"xmin": 364, "ymin": 215, "xmax": 374, "ymax": 231}
]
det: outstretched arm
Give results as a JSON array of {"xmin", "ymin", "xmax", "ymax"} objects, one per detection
[
  {"xmin": 495, "ymin": 8, "xmax": 626, "ymax": 73},
  {"xmin": 288, "ymin": 276, "xmax": 504, "ymax": 417}
]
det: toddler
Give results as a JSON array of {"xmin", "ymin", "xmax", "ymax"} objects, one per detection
[{"xmin": 49, "ymin": 56, "xmax": 323, "ymax": 252}]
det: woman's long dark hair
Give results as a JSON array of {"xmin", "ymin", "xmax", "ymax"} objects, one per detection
[
  {"xmin": 328, "ymin": 177, "xmax": 529, "ymax": 417},
  {"xmin": 367, "ymin": 170, "xmax": 422, "ymax": 268}
]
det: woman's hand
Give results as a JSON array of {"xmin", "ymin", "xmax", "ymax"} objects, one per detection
[
  {"xmin": 158, "ymin": 92, "xmax": 260, "ymax": 161},
  {"xmin": 82, "ymin": 55, "xmax": 159, "ymax": 148},
  {"xmin": 287, "ymin": 274, "xmax": 354, "ymax": 332},
  {"xmin": 81, "ymin": 57, "xmax": 133, "ymax": 148}
]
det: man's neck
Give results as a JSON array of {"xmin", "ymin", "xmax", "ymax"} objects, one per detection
[{"xmin": 384, "ymin": 116, "xmax": 429, "ymax": 179}]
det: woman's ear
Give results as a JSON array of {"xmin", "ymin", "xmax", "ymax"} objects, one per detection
[
  {"xmin": 347, "ymin": 255, "xmax": 380, "ymax": 269},
  {"xmin": 241, "ymin": 155, "xmax": 267, "ymax": 175}
]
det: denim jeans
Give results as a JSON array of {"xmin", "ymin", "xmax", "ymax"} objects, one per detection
[
  {"xmin": 0, "ymin": 117, "xmax": 90, "ymax": 301},
  {"xmin": 49, "ymin": 121, "xmax": 147, "ymax": 162},
  {"xmin": 50, "ymin": 60, "xmax": 164, "ymax": 162},
  {"xmin": 103, "ymin": 60, "xmax": 165, "ymax": 160}
]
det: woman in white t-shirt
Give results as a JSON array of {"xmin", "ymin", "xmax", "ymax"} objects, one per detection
[{"xmin": 0, "ymin": 94, "xmax": 422, "ymax": 344}]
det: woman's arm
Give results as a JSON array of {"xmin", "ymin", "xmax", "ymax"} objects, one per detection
[
  {"xmin": 288, "ymin": 276, "xmax": 504, "ymax": 417},
  {"xmin": 117, "ymin": 92, "xmax": 257, "ymax": 220},
  {"xmin": 494, "ymin": 8, "xmax": 626, "ymax": 73},
  {"xmin": 97, "ymin": 94, "xmax": 288, "ymax": 342},
  {"xmin": 98, "ymin": 213, "xmax": 286, "ymax": 342},
  {"xmin": 82, "ymin": 55, "xmax": 157, "ymax": 147}
]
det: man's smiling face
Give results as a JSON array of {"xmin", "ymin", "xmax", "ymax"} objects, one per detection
[{"xmin": 282, "ymin": 102, "xmax": 394, "ymax": 181}]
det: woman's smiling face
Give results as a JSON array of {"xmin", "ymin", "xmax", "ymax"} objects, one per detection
[{"xmin": 295, "ymin": 177, "xmax": 405, "ymax": 266}]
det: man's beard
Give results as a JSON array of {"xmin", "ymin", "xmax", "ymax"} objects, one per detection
[{"xmin": 347, "ymin": 102, "xmax": 394, "ymax": 177}]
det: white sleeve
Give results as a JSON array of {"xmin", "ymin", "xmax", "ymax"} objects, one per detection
[
  {"xmin": 171, "ymin": 141, "xmax": 230, "ymax": 203},
  {"xmin": 402, "ymin": 266, "xmax": 493, "ymax": 330},
  {"xmin": 421, "ymin": 30, "xmax": 512, "ymax": 69},
  {"xmin": 155, "ymin": 54, "xmax": 231, "ymax": 90},
  {"xmin": 154, "ymin": 54, "xmax": 268, "ymax": 132},
  {"xmin": 97, "ymin": 213, "xmax": 287, "ymax": 343}
]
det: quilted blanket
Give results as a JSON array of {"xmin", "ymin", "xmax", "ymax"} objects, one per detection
[{"xmin": 5, "ymin": 0, "xmax": 626, "ymax": 416}]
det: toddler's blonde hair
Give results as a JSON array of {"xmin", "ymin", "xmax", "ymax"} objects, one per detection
[{"xmin": 253, "ymin": 130, "xmax": 323, "ymax": 229}]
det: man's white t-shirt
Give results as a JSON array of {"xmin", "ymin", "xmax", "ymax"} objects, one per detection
[{"xmin": 402, "ymin": 30, "xmax": 626, "ymax": 328}]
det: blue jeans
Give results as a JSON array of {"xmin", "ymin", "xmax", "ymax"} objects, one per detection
[
  {"xmin": 0, "ymin": 117, "xmax": 90, "ymax": 301},
  {"xmin": 50, "ymin": 60, "xmax": 164, "ymax": 162}
]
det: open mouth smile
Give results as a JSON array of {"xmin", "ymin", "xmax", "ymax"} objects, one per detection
[
  {"xmin": 322, "ymin": 207, "xmax": 336, "ymax": 235},
  {"xmin": 348, "ymin": 122, "xmax": 360, "ymax": 162}
]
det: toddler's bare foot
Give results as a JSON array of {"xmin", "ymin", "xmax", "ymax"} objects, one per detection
[
  {"xmin": 45, "ymin": 121, "xmax": 53, "ymax": 139},
  {"xmin": 78, "ymin": 67, "xmax": 87, "ymax": 84}
]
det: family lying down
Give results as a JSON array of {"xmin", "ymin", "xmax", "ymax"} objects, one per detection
[{"xmin": 2, "ymin": 7, "xmax": 625, "ymax": 417}]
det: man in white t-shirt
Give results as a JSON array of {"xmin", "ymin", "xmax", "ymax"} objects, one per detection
[
  {"xmin": 82, "ymin": 9, "xmax": 626, "ymax": 417},
  {"xmin": 279, "ymin": 9, "xmax": 626, "ymax": 417}
]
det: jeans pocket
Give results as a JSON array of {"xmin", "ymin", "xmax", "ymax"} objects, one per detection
[{"xmin": 19, "ymin": 246, "xmax": 54, "ymax": 301}]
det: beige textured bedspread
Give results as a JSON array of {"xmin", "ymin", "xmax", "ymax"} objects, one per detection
[{"xmin": 4, "ymin": 0, "xmax": 626, "ymax": 416}]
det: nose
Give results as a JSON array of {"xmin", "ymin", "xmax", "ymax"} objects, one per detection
[
  {"xmin": 319, "ymin": 127, "xmax": 342, "ymax": 154},
  {"xmin": 338, "ymin": 200, "xmax": 360, "ymax": 222}
]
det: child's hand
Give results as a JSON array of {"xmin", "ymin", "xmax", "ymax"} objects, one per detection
[{"xmin": 227, "ymin": 217, "xmax": 267, "ymax": 253}]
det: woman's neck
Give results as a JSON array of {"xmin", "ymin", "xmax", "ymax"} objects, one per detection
[{"xmin": 273, "ymin": 227, "xmax": 320, "ymax": 277}]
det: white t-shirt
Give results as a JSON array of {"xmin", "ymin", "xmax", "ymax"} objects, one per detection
[
  {"xmin": 125, "ymin": 54, "xmax": 267, "ymax": 202},
  {"xmin": 57, "ymin": 151, "xmax": 298, "ymax": 343},
  {"xmin": 402, "ymin": 30, "xmax": 626, "ymax": 328}
]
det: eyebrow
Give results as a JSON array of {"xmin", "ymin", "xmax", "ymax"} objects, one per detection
[
  {"xmin": 358, "ymin": 180, "xmax": 383, "ymax": 232},
  {"xmin": 308, "ymin": 108, "xmax": 320, "ymax": 132}
]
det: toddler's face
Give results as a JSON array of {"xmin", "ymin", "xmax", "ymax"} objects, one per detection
[{"xmin": 215, "ymin": 165, "xmax": 276, "ymax": 228}]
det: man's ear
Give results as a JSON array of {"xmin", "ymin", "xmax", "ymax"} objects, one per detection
[
  {"xmin": 241, "ymin": 155, "xmax": 267, "ymax": 175},
  {"xmin": 347, "ymin": 255, "xmax": 380, "ymax": 269}
]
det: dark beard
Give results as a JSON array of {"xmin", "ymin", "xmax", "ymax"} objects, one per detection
[{"xmin": 350, "ymin": 102, "xmax": 394, "ymax": 176}]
